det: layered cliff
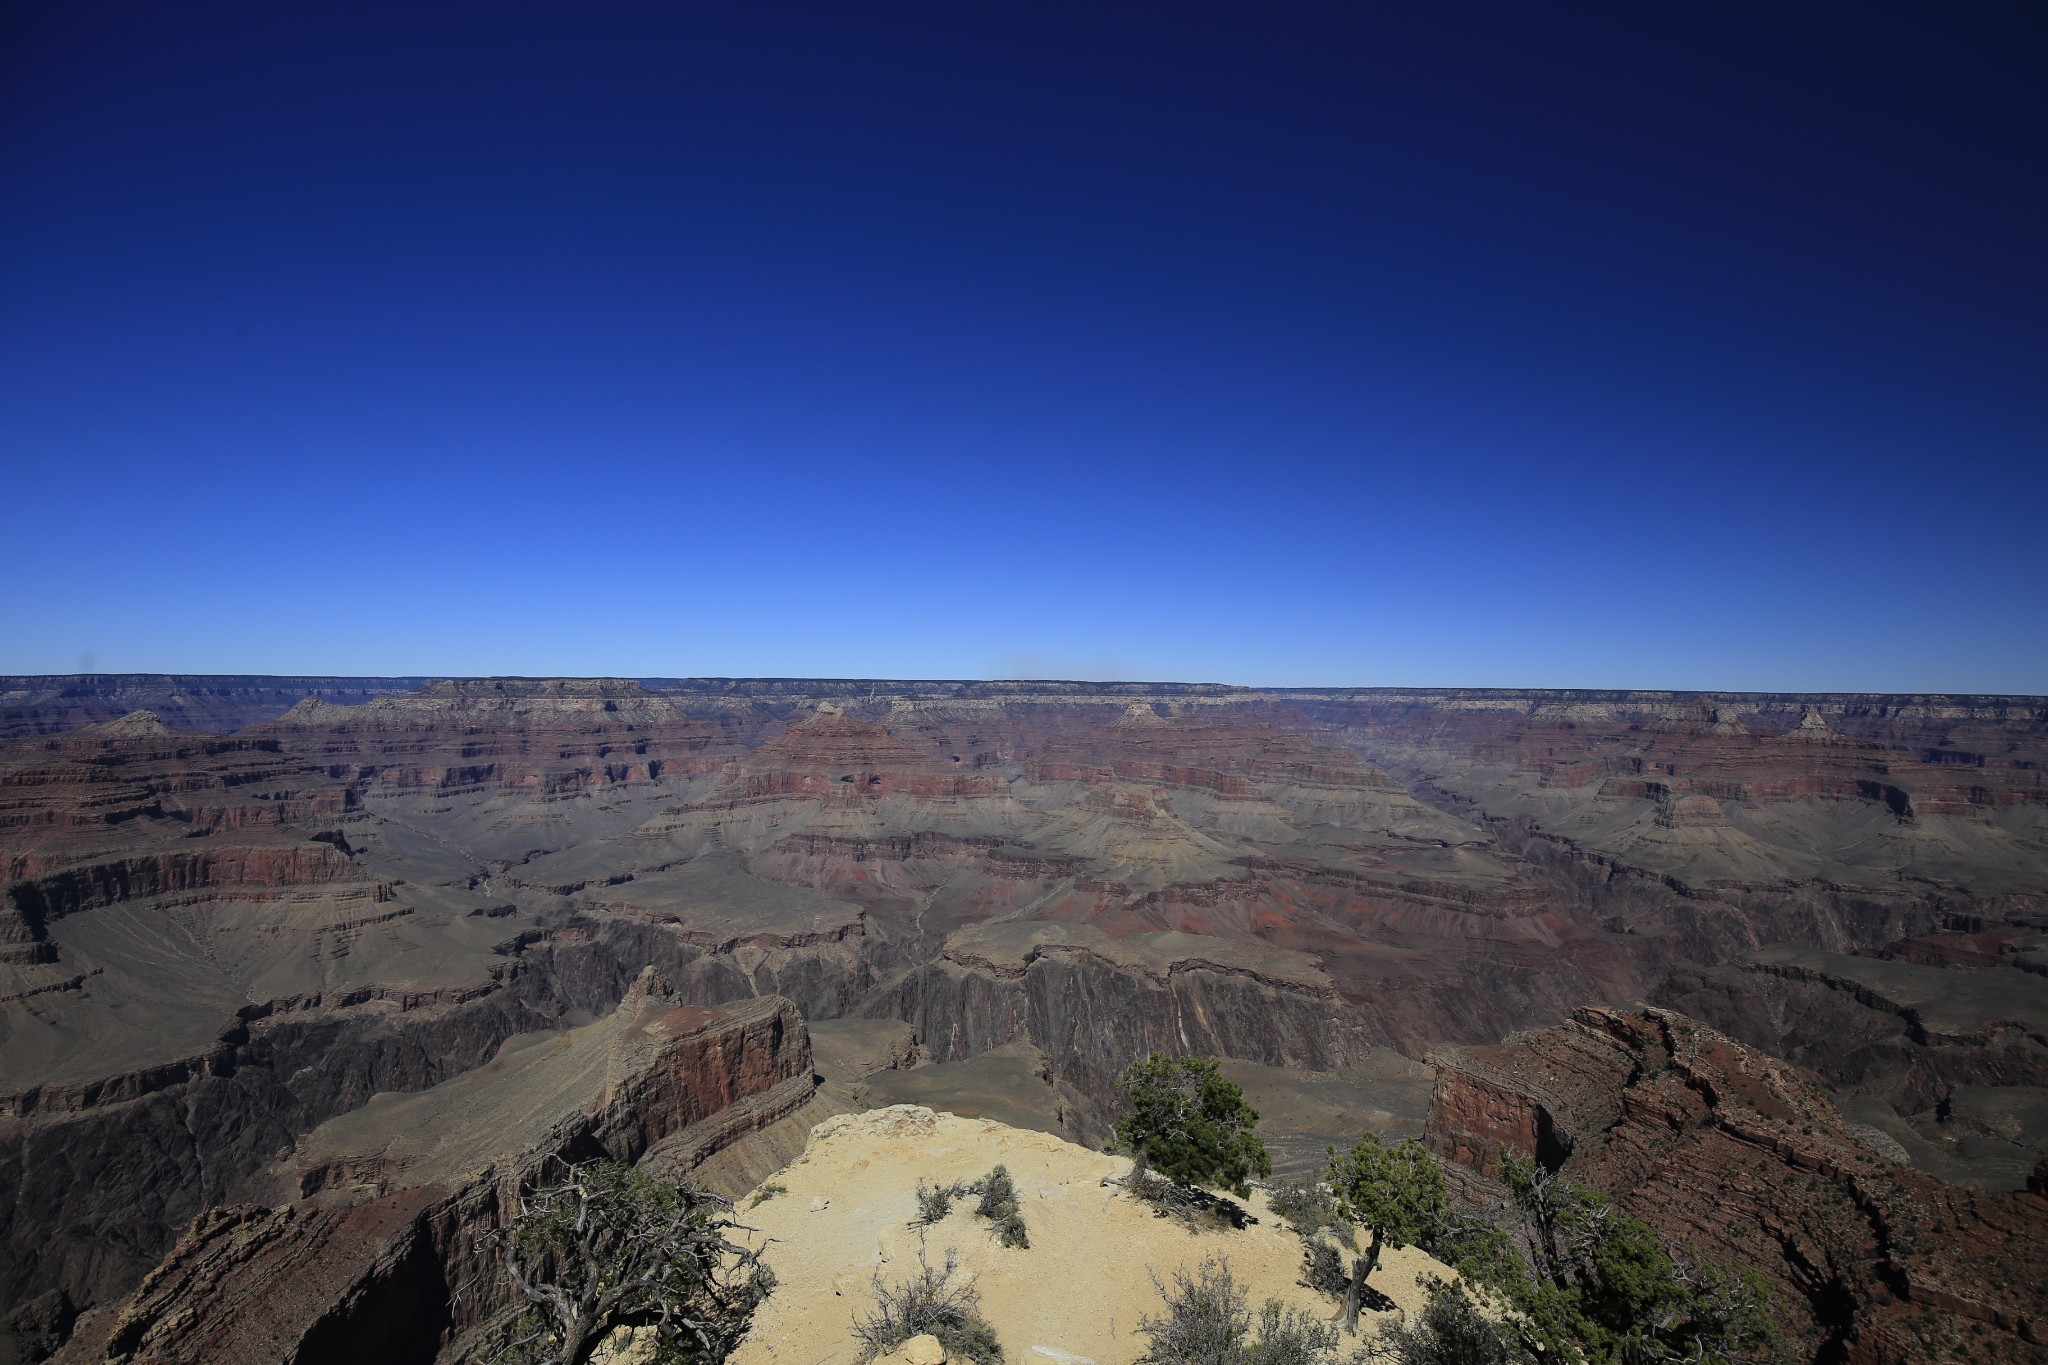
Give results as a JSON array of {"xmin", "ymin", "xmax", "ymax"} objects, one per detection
[
  {"xmin": 58, "ymin": 973, "xmax": 813, "ymax": 1365},
  {"xmin": 0, "ymin": 678, "xmax": 436, "ymax": 740},
  {"xmin": 6, "ymin": 676, "xmax": 2046, "ymax": 1358},
  {"xmin": 1425, "ymin": 1006, "xmax": 2048, "ymax": 1362}
]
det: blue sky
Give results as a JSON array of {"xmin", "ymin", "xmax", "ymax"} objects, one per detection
[{"xmin": 3, "ymin": 3, "xmax": 2043, "ymax": 690}]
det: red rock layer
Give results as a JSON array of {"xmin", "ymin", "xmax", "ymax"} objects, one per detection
[
  {"xmin": 70, "ymin": 981, "xmax": 814, "ymax": 1365},
  {"xmin": 1426, "ymin": 1007, "xmax": 2048, "ymax": 1362},
  {"xmin": 0, "ymin": 713, "xmax": 372, "ymax": 947},
  {"xmin": 1325, "ymin": 696, "xmax": 2048, "ymax": 821},
  {"xmin": 1026, "ymin": 715, "xmax": 1408, "ymax": 797},
  {"xmin": 247, "ymin": 678, "xmax": 766, "ymax": 796},
  {"xmin": 719, "ymin": 712, "xmax": 1002, "ymax": 802}
]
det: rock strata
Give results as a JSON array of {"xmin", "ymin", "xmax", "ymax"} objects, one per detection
[
  {"xmin": 1425, "ymin": 1006, "xmax": 2048, "ymax": 1362},
  {"xmin": 7, "ymin": 676, "xmax": 2047, "ymax": 1355},
  {"xmin": 58, "ymin": 973, "xmax": 813, "ymax": 1365}
]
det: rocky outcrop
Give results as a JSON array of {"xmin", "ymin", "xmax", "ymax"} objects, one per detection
[
  {"xmin": 0, "ymin": 714, "xmax": 370, "ymax": 950},
  {"xmin": 0, "ymin": 960, "xmax": 566, "ymax": 1317},
  {"xmin": 1657, "ymin": 934, "xmax": 2048, "ymax": 1136},
  {"xmin": 246, "ymin": 678, "xmax": 769, "ymax": 800},
  {"xmin": 727, "ymin": 1105, "xmax": 1452, "ymax": 1365},
  {"xmin": 1425, "ymin": 1006, "xmax": 2048, "ymax": 1362},
  {"xmin": 63, "ymin": 974, "xmax": 813, "ymax": 1365}
]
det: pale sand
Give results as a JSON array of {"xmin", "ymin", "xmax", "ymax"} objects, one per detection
[{"xmin": 728, "ymin": 1106, "xmax": 1449, "ymax": 1365}]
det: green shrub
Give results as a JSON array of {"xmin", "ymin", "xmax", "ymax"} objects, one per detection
[
  {"xmin": 947, "ymin": 1165, "xmax": 1028, "ymax": 1248},
  {"xmin": 989, "ymin": 1210, "xmax": 1029, "ymax": 1249},
  {"xmin": 1489, "ymin": 1155, "xmax": 1786, "ymax": 1364},
  {"xmin": 1299, "ymin": 1238, "xmax": 1349, "ymax": 1298},
  {"xmin": 1116, "ymin": 1054, "xmax": 1272, "ymax": 1198},
  {"xmin": 1374, "ymin": 1281, "xmax": 1528, "ymax": 1365},
  {"xmin": 1266, "ymin": 1182, "xmax": 1350, "ymax": 1241},
  {"xmin": 1128, "ymin": 1170, "xmax": 1246, "ymax": 1232},
  {"xmin": 1243, "ymin": 1301, "xmax": 1341, "ymax": 1365}
]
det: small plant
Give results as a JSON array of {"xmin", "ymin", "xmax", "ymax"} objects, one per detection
[
  {"xmin": 1266, "ymin": 1181, "xmax": 1352, "ymax": 1241},
  {"xmin": 1136, "ymin": 1255, "xmax": 1248, "ymax": 1364},
  {"xmin": 969, "ymin": 1165, "xmax": 1030, "ymax": 1249},
  {"xmin": 1299, "ymin": 1237, "xmax": 1349, "ymax": 1298},
  {"xmin": 1130, "ymin": 1170, "xmax": 1250, "ymax": 1233},
  {"xmin": 907, "ymin": 1170, "xmax": 1028, "ymax": 1246},
  {"xmin": 746, "ymin": 1181, "xmax": 787, "ymax": 1209},
  {"xmin": 855, "ymin": 1249, "xmax": 1004, "ymax": 1364},
  {"xmin": 990, "ymin": 1210, "xmax": 1029, "ymax": 1249},
  {"xmin": 1246, "ymin": 1300, "xmax": 1342, "ymax": 1365},
  {"xmin": 912, "ymin": 1177, "xmax": 959, "ymax": 1227},
  {"xmin": 1372, "ymin": 1280, "xmax": 1528, "ymax": 1365}
]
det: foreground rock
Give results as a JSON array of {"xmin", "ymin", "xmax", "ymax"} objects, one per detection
[
  {"xmin": 55, "ymin": 971, "xmax": 814, "ymax": 1364},
  {"xmin": 729, "ymin": 1105, "xmax": 1449, "ymax": 1365},
  {"xmin": 1426, "ymin": 1005, "xmax": 2048, "ymax": 1363}
]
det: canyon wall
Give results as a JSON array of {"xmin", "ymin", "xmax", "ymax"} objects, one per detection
[
  {"xmin": 1425, "ymin": 1007, "xmax": 2048, "ymax": 1362},
  {"xmin": 55, "ymin": 974, "xmax": 813, "ymax": 1365},
  {"xmin": 2, "ymin": 676, "xmax": 2043, "ymax": 1359}
]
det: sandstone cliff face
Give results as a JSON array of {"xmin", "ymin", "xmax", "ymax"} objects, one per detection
[
  {"xmin": 63, "ymin": 975, "xmax": 814, "ymax": 1365},
  {"xmin": 0, "ymin": 714, "xmax": 369, "ymax": 946},
  {"xmin": 1425, "ymin": 1007, "xmax": 2048, "ymax": 1363},
  {"xmin": 246, "ymin": 678, "xmax": 770, "ymax": 801},
  {"xmin": 1312, "ymin": 691, "xmax": 2048, "ymax": 894}
]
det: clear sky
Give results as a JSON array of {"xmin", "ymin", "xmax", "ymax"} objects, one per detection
[{"xmin": 3, "ymin": 3, "xmax": 2043, "ymax": 691}]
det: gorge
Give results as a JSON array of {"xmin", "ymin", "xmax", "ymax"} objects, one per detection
[{"xmin": 1, "ymin": 674, "xmax": 2043, "ymax": 1362}]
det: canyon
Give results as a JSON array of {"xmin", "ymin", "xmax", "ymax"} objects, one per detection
[{"xmin": 2, "ymin": 675, "xmax": 2043, "ymax": 1361}]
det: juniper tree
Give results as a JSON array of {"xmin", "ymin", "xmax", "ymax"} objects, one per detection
[
  {"xmin": 1114, "ymin": 1053, "xmax": 1272, "ymax": 1198},
  {"xmin": 1325, "ymin": 1132, "xmax": 1449, "ymax": 1333},
  {"xmin": 1490, "ymin": 1156, "xmax": 1784, "ymax": 1365},
  {"xmin": 492, "ymin": 1156, "xmax": 773, "ymax": 1365}
]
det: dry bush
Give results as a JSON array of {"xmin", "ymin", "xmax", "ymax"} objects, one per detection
[
  {"xmin": 489, "ymin": 1157, "xmax": 771, "ymax": 1365},
  {"xmin": 911, "ymin": 1176, "xmax": 959, "ymax": 1228},
  {"xmin": 1299, "ymin": 1237, "xmax": 1350, "ymax": 1298},
  {"xmin": 1366, "ymin": 1282, "xmax": 1527, "ymax": 1365},
  {"xmin": 1129, "ymin": 1170, "xmax": 1249, "ymax": 1233},
  {"xmin": 854, "ymin": 1250, "xmax": 1004, "ymax": 1364},
  {"xmin": 1135, "ymin": 1255, "xmax": 1340, "ymax": 1365},
  {"xmin": 1266, "ymin": 1182, "xmax": 1351, "ymax": 1240}
]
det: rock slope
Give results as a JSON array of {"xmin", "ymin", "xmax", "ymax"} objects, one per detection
[
  {"xmin": 53, "ymin": 971, "xmax": 814, "ymax": 1365},
  {"xmin": 1425, "ymin": 1006, "xmax": 2048, "ymax": 1362}
]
